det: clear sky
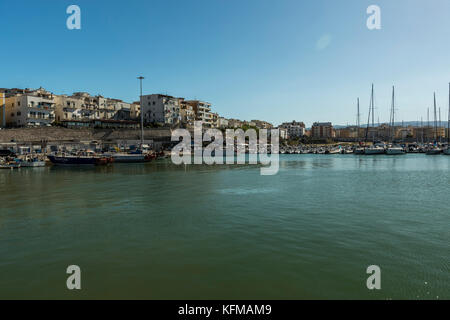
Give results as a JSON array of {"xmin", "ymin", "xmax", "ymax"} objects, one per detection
[{"xmin": 1, "ymin": 0, "xmax": 450, "ymax": 126}]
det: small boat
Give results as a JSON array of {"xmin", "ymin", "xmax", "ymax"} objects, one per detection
[
  {"xmin": 108, "ymin": 153, "xmax": 154, "ymax": 163},
  {"xmin": 19, "ymin": 157, "xmax": 46, "ymax": 167},
  {"xmin": 354, "ymin": 148, "xmax": 365, "ymax": 155},
  {"xmin": 327, "ymin": 148, "xmax": 341, "ymax": 154},
  {"xmin": 48, "ymin": 151, "xmax": 114, "ymax": 165},
  {"xmin": 0, "ymin": 162, "xmax": 21, "ymax": 169},
  {"xmin": 425, "ymin": 148, "xmax": 442, "ymax": 155},
  {"xmin": 385, "ymin": 145, "xmax": 405, "ymax": 155},
  {"xmin": 443, "ymin": 148, "xmax": 450, "ymax": 155},
  {"xmin": 20, "ymin": 160, "xmax": 46, "ymax": 167},
  {"xmin": 364, "ymin": 146, "xmax": 385, "ymax": 155}
]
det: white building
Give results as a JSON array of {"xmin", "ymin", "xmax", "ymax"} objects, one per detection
[
  {"xmin": 4, "ymin": 87, "xmax": 56, "ymax": 127},
  {"xmin": 280, "ymin": 121, "xmax": 306, "ymax": 138},
  {"xmin": 185, "ymin": 100, "xmax": 216, "ymax": 128},
  {"xmin": 141, "ymin": 94, "xmax": 181, "ymax": 125}
]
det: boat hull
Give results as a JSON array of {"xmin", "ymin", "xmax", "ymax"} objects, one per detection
[
  {"xmin": 443, "ymin": 148, "xmax": 450, "ymax": 155},
  {"xmin": 364, "ymin": 148, "xmax": 385, "ymax": 155},
  {"xmin": 48, "ymin": 155, "xmax": 99, "ymax": 165},
  {"xmin": 386, "ymin": 148, "xmax": 405, "ymax": 155},
  {"xmin": 109, "ymin": 153, "xmax": 153, "ymax": 163},
  {"xmin": 426, "ymin": 149, "xmax": 442, "ymax": 155},
  {"xmin": 20, "ymin": 161, "xmax": 46, "ymax": 167},
  {"xmin": 0, "ymin": 163, "xmax": 21, "ymax": 169}
]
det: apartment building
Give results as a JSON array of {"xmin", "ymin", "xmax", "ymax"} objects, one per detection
[
  {"xmin": 252, "ymin": 120, "xmax": 273, "ymax": 129},
  {"xmin": 141, "ymin": 94, "xmax": 181, "ymax": 125},
  {"xmin": 218, "ymin": 117, "xmax": 229, "ymax": 128},
  {"xmin": 0, "ymin": 92, "xmax": 5, "ymax": 128},
  {"xmin": 227, "ymin": 118, "xmax": 244, "ymax": 128},
  {"xmin": 4, "ymin": 87, "xmax": 56, "ymax": 127},
  {"xmin": 185, "ymin": 100, "xmax": 215, "ymax": 128},
  {"xmin": 180, "ymin": 100, "xmax": 196, "ymax": 127},
  {"xmin": 280, "ymin": 121, "xmax": 306, "ymax": 138},
  {"xmin": 311, "ymin": 122, "xmax": 334, "ymax": 139}
]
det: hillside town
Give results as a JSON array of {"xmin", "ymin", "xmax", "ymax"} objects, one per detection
[{"xmin": 1, "ymin": 86, "xmax": 450, "ymax": 144}]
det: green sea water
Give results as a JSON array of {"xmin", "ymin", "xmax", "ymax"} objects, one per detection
[{"xmin": 0, "ymin": 154, "xmax": 449, "ymax": 299}]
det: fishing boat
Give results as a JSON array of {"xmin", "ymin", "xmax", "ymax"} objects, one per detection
[
  {"xmin": 20, "ymin": 160, "xmax": 46, "ymax": 167},
  {"xmin": 0, "ymin": 162, "xmax": 21, "ymax": 169},
  {"xmin": 327, "ymin": 148, "xmax": 341, "ymax": 154},
  {"xmin": 19, "ymin": 156, "xmax": 46, "ymax": 167},
  {"xmin": 0, "ymin": 158, "xmax": 21, "ymax": 169},
  {"xmin": 48, "ymin": 151, "xmax": 114, "ymax": 166},
  {"xmin": 108, "ymin": 152, "xmax": 154, "ymax": 163}
]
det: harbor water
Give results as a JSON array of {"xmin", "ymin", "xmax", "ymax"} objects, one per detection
[{"xmin": 0, "ymin": 154, "xmax": 449, "ymax": 299}]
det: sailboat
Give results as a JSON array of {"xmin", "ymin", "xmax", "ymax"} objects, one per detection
[
  {"xmin": 364, "ymin": 84, "xmax": 385, "ymax": 155},
  {"xmin": 426, "ymin": 92, "xmax": 442, "ymax": 155},
  {"xmin": 443, "ymin": 83, "xmax": 450, "ymax": 155},
  {"xmin": 386, "ymin": 86, "xmax": 405, "ymax": 155},
  {"xmin": 354, "ymin": 97, "xmax": 365, "ymax": 154},
  {"xmin": 106, "ymin": 76, "xmax": 155, "ymax": 163}
]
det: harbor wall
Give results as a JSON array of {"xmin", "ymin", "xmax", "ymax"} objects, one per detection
[{"xmin": 0, "ymin": 127, "xmax": 172, "ymax": 144}]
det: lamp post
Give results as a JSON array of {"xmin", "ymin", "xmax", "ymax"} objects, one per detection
[
  {"xmin": 137, "ymin": 76, "xmax": 144, "ymax": 146},
  {"xmin": 1, "ymin": 92, "xmax": 5, "ymax": 128}
]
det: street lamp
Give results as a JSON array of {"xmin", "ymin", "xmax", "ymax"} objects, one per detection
[{"xmin": 137, "ymin": 76, "xmax": 144, "ymax": 146}]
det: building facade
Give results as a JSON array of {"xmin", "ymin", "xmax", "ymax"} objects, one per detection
[
  {"xmin": 311, "ymin": 122, "xmax": 334, "ymax": 139},
  {"xmin": 280, "ymin": 121, "xmax": 306, "ymax": 138},
  {"xmin": 141, "ymin": 94, "xmax": 181, "ymax": 125},
  {"xmin": 4, "ymin": 87, "xmax": 56, "ymax": 127},
  {"xmin": 185, "ymin": 100, "xmax": 215, "ymax": 128}
]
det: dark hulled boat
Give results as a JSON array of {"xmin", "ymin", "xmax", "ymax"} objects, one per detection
[{"xmin": 48, "ymin": 152, "xmax": 113, "ymax": 166}]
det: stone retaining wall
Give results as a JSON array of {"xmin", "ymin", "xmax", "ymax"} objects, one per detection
[{"xmin": 0, "ymin": 127, "xmax": 172, "ymax": 143}]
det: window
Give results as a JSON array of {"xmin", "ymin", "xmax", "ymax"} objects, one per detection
[
  {"xmin": 11, "ymin": 113, "xmax": 14, "ymax": 117},
  {"xmin": 17, "ymin": 112, "xmax": 21, "ymax": 116}
]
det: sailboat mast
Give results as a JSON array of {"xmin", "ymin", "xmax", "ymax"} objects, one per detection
[
  {"xmin": 371, "ymin": 84, "xmax": 375, "ymax": 141},
  {"xmin": 391, "ymin": 86, "xmax": 395, "ymax": 142},
  {"xmin": 365, "ymin": 88, "xmax": 372, "ymax": 143},
  {"xmin": 434, "ymin": 92, "xmax": 438, "ymax": 142},
  {"xmin": 357, "ymin": 98, "xmax": 360, "ymax": 141},
  {"xmin": 448, "ymin": 83, "xmax": 450, "ymax": 144}
]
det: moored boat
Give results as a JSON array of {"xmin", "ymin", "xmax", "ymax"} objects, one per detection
[
  {"xmin": 385, "ymin": 146, "xmax": 405, "ymax": 155},
  {"xmin": 20, "ymin": 160, "xmax": 46, "ymax": 167},
  {"xmin": 48, "ymin": 151, "xmax": 113, "ymax": 165},
  {"xmin": 425, "ymin": 148, "xmax": 442, "ymax": 155},
  {"xmin": 364, "ymin": 146, "xmax": 385, "ymax": 155},
  {"xmin": 0, "ymin": 163, "xmax": 21, "ymax": 169},
  {"xmin": 108, "ymin": 153, "xmax": 154, "ymax": 163}
]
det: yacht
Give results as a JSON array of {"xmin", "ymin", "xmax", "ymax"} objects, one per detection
[
  {"xmin": 385, "ymin": 87, "xmax": 405, "ymax": 155},
  {"xmin": 385, "ymin": 145, "xmax": 405, "ymax": 155},
  {"xmin": 364, "ymin": 145, "xmax": 385, "ymax": 155}
]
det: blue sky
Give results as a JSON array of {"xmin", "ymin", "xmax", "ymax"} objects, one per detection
[{"xmin": 1, "ymin": 0, "xmax": 450, "ymax": 126}]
